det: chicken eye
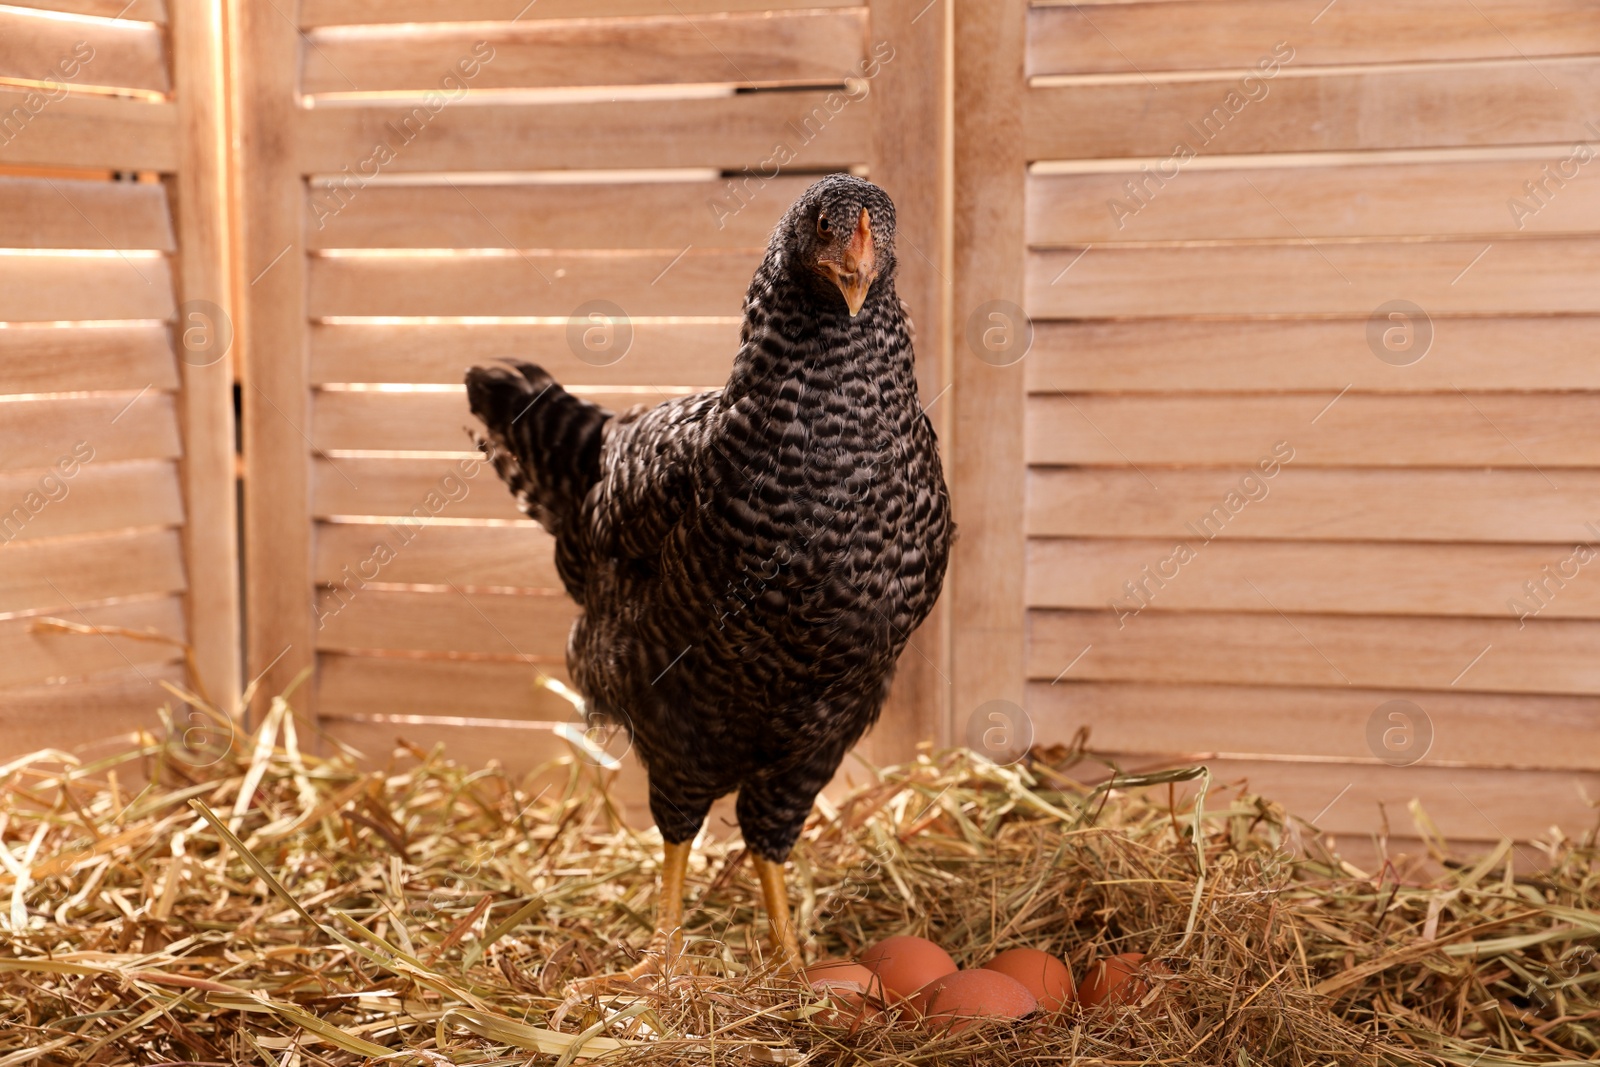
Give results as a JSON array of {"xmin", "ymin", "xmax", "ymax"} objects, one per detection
[{"xmin": 817, "ymin": 215, "xmax": 831, "ymax": 236}]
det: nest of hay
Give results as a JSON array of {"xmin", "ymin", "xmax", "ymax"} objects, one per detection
[{"xmin": 3, "ymin": 694, "xmax": 1599, "ymax": 1066}]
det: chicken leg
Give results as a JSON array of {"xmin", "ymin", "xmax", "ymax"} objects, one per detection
[
  {"xmin": 553, "ymin": 842, "xmax": 807, "ymax": 1027},
  {"xmin": 754, "ymin": 854, "xmax": 803, "ymax": 974},
  {"xmin": 555, "ymin": 839, "xmax": 691, "ymax": 1018}
]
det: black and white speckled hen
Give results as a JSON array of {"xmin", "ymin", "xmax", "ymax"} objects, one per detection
[{"xmin": 465, "ymin": 174, "xmax": 951, "ymax": 986}]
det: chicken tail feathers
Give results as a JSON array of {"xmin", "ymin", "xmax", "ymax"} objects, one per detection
[{"xmin": 465, "ymin": 362, "xmax": 610, "ymax": 535}]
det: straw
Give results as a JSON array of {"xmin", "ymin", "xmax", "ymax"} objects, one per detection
[{"xmin": 2, "ymin": 695, "xmax": 1597, "ymax": 1065}]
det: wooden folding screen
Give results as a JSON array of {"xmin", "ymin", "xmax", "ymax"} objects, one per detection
[
  {"xmin": 234, "ymin": 0, "xmax": 949, "ymax": 803},
  {"xmin": 0, "ymin": 0, "xmax": 237, "ymax": 756},
  {"xmin": 961, "ymin": 0, "xmax": 1600, "ymax": 845},
  {"xmin": 15, "ymin": 0, "xmax": 1590, "ymax": 849}
]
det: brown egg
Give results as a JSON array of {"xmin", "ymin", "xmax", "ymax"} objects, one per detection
[
  {"xmin": 860, "ymin": 935, "xmax": 958, "ymax": 1001},
  {"xmin": 982, "ymin": 947, "xmax": 1075, "ymax": 1012},
  {"xmin": 1077, "ymin": 952, "xmax": 1170, "ymax": 1008},
  {"xmin": 913, "ymin": 968, "xmax": 1038, "ymax": 1033},
  {"xmin": 803, "ymin": 960, "xmax": 887, "ymax": 1027}
]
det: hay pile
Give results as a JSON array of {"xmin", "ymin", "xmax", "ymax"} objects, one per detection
[{"xmin": 2, "ymin": 693, "xmax": 1598, "ymax": 1066}]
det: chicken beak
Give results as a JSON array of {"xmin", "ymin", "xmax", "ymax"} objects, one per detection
[{"xmin": 833, "ymin": 208, "xmax": 876, "ymax": 317}]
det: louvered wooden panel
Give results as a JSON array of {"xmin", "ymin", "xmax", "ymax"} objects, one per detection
[
  {"xmin": 1018, "ymin": 0, "xmax": 1600, "ymax": 846},
  {"xmin": 0, "ymin": 0, "xmax": 238, "ymax": 765},
  {"xmin": 239, "ymin": 0, "xmax": 948, "ymax": 775}
]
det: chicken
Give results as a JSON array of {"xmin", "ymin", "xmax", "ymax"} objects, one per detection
[{"xmin": 465, "ymin": 174, "xmax": 952, "ymax": 990}]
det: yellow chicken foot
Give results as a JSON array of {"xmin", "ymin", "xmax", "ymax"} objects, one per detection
[
  {"xmin": 754, "ymin": 853, "xmax": 803, "ymax": 975},
  {"xmin": 550, "ymin": 839, "xmax": 693, "ymax": 1030}
]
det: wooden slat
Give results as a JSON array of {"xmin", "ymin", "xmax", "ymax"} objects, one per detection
[
  {"xmin": 1, "ymin": 527, "xmax": 185, "ymax": 615},
  {"xmin": 319, "ymin": 716, "xmax": 652, "ymax": 820},
  {"xmin": 863, "ymin": 0, "xmax": 951, "ymax": 759},
  {"xmin": 0, "ymin": 459, "xmax": 183, "ymax": 542},
  {"xmin": 310, "ymin": 387, "xmax": 460, "ymax": 454},
  {"xmin": 308, "ymin": 177, "xmax": 807, "ymax": 251},
  {"xmin": 1028, "ymin": 158, "xmax": 1600, "ymax": 245},
  {"xmin": 316, "ymin": 520, "xmax": 559, "ymax": 590},
  {"xmin": 309, "ymin": 250, "xmax": 758, "ymax": 318},
  {"xmin": 1028, "ymin": 681, "xmax": 1600, "ymax": 771},
  {"xmin": 300, "ymin": 0, "xmax": 859, "ymax": 25},
  {"xmin": 0, "ymin": 664, "xmax": 185, "ymax": 765},
  {"xmin": 297, "ymin": 92, "xmax": 873, "ymax": 173},
  {"xmin": 0, "ymin": 325, "xmax": 177, "ymax": 393},
  {"xmin": 313, "ymin": 456, "xmax": 524, "ymax": 521},
  {"xmin": 0, "ymin": 9, "xmax": 169, "ymax": 94},
  {"xmin": 2, "ymin": 0, "xmax": 166, "ymax": 22},
  {"xmin": 1089, "ymin": 756, "xmax": 1600, "ymax": 844},
  {"xmin": 317, "ymin": 653, "xmax": 573, "ymax": 721},
  {"xmin": 310, "ymin": 322, "xmax": 739, "ymax": 386},
  {"xmin": 302, "ymin": 11, "xmax": 867, "ymax": 94},
  {"xmin": 170, "ymin": 0, "xmax": 242, "ymax": 703},
  {"xmin": 1012, "ymin": 0, "xmax": 1600, "ymax": 852},
  {"xmin": 1024, "ymin": 318, "xmax": 1600, "ymax": 394},
  {"xmin": 0, "ymin": 177, "xmax": 173, "ymax": 249},
  {"xmin": 949, "ymin": 0, "xmax": 1029, "ymax": 726},
  {"xmin": 1027, "ymin": 468, "xmax": 1600, "ymax": 544},
  {"xmin": 1027, "ymin": 394, "xmax": 1600, "ymax": 468},
  {"xmin": 0, "ymin": 393, "xmax": 179, "ymax": 470},
  {"xmin": 316, "ymin": 588, "xmax": 577, "ymax": 657},
  {"xmin": 237, "ymin": 0, "xmax": 315, "ymax": 712},
  {"xmin": 1027, "ymin": 238, "xmax": 1600, "ymax": 318},
  {"xmin": 0, "ymin": 252, "xmax": 174, "ymax": 321},
  {"xmin": 314, "ymin": 388, "xmax": 709, "ymax": 453},
  {"xmin": 1025, "ymin": 61, "xmax": 1600, "ymax": 160},
  {"xmin": 0, "ymin": 88, "xmax": 176, "ymax": 170},
  {"xmin": 1027, "ymin": 2, "xmax": 1600, "ymax": 76},
  {"xmin": 0, "ymin": 594, "xmax": 186, "ymax": 690},
  {"xmin": 1028, "ymin": 609, "xmax": 1600, "ymax": 695},
  {"xmin": 1029, "ymin": 539, "xmax": 1600, "ymax": 619}
]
